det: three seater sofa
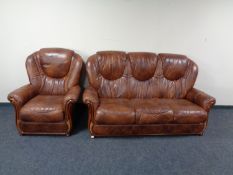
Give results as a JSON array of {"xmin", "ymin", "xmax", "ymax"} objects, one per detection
[{"xmin": 83, "ymin": 51, "xmax": 216, "ymax": 137}]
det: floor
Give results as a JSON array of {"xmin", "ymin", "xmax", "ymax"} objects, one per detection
[{"xmin": 0, "ymin": 104, "xmax": 233, "ymax": 175}]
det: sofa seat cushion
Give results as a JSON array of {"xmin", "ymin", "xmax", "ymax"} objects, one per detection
[
  {"xmin": 95, "ymin": 98, "xmax": 136, "ymax": 125},
  {"xmin": 132, "ymin": 99, "xmax": 173, "ymax": 124},
  {"xmin": 165, "ymin": 99, "xmax": 208, "ymax": 124},
  {"xmin": 133, "ymin": 99, "xmax": 207, "ymax": 124},
  {"xmin": 20, "ymin": 95, "xmax": 64, "ymax": 123}
]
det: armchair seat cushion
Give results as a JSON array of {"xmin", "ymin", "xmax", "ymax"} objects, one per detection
[
  {"xmin": 133, "ymin": 99, "xmax": 207, "ymax": 124},
  {"xmin": 20, "ymin": 95, "xmax": 64, "ymax": 123},
  {"xmin": 95, "ymin": 98, "xmax": 136, "ymax": 125}
]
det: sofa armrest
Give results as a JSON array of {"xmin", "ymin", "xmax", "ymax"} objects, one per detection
[
  {"xmin": 186, "ymin": 88, "xmax": 216, "ymax": 112},
  {"xmin": 83, "ymin": 86, "xmax": 99, "ymax": 107},
  {"xmin": 7, "ymin": 84, "xmax": 38, "ymax": 108},
  {"xmin": 64, "ymin": 85, "xmax": 81, "ymax": 106}
]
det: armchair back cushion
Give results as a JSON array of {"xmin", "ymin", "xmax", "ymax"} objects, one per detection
[{"xmin": 26, "ymin": 48, "xmax": 82, "ymax": 95}]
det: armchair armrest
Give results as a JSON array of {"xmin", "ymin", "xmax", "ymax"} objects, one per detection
[
  {"xmin": 63, "ymin": 86, "xmax": 81, "ymax": 106},
  {"xmin": 83, "ymin": 86, "xmax": 99, "ymax": 107},
  {"xmin": 7, "ymin": 84, "xmax": 38, "ymax": 108},
  {"xmin": 186, "ymin": 88, "xmax": 216, "ymax": 112}
]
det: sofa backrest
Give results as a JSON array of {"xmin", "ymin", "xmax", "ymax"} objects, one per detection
[
  {"xmin": 26, "ymin": 48, "xmax": 83, "ymax": 95},
  {"xmin": 86, "ymin": 51, "xmax": 198, "ymax": 99}
]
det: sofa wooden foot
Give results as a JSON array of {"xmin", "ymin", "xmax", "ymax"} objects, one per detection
[{"xmin": 18, "ymin": 130, "xmax": 23, "ymax": 136}]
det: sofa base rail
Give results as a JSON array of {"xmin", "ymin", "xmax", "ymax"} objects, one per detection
[{"xmin": 90, "ymin": 123, "xmax": 206, "ymax": 137}]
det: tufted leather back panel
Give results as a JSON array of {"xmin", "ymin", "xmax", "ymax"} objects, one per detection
[
  {"xmin": 26, "ymin": 48, "xmax": 83, "ymax": 95},
  {"xmin": 86, "ymin": 51, "xmax": 128, "ymax": 98},
  {"xmin": 86, "ymin": 51, "xmax": 198, "ymax": 99}
]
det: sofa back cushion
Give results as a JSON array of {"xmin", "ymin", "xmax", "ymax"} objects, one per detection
[
  {"xmin": 129, "ymin": 52, "xmax": 158, "ymax": 81},
  {"xmin": 86, "ymin": 51, "xmax": 128, "ymax": 98},
  {"xmin": 26, "ymin": 48, "xmax": 83, "ymax": 95},
  {"xmin": 86, "ymin": 51, "xmax": 198, "ymax": 99}
]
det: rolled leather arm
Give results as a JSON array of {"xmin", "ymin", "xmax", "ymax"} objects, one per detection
[
  {"xmin": 83, "ymin": 86, "xmax": 99, "ymax": 106},
  {"xmin": 186, "ymin": 88, "xmax": 216, "ymax": 112},
  {"xmin": 63, "ymin": 86, "xmax": 81, "ymax": 106},
  {"xmin": 7, "ymin": 84, "xmax": 38, "ymax": 108}
]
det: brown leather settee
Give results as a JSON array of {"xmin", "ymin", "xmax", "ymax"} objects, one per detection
[
  {"xmin": 8, "ymin": 48, "xmax": 83, "ymax": 135},
  {"xmin": 83, "ymin": 51, "xmax": 216, "ymax": 137}
]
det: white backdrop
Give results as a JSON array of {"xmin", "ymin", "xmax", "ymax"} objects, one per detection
[{"xmin": 0, "ymin": 0, "xmax": 232, "ymax": 104}]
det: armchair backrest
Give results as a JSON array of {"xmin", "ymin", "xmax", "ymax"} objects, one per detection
[
  {"xmin": 86, "ymin": 51, "xmax": 198, "ymax": 99},
  {"xmin": 26, "ymin": 48, "xmax": 83, "ymax": 95}
]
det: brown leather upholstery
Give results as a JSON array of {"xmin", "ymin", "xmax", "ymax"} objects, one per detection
[
  {"xmin": 96, "ymin": 99, "xmax": 135, "ymax": 125},
  {"xmin": 20, "ymin": 96, "xmax": 64, "ymax": 123},
  {"xmin": 8, "ymin": 48, "xmax": 83, "ymax": 135},
  {"xmin": 83, "ymin": 51, "xmax": 216, "ymax": 137}
]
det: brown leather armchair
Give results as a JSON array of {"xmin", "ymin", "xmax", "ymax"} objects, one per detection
[
  {"xmin": 8, "ymin": 48, "xmax": 83, "ymax": 135},
  {"xmin": 83, "ymin": 51, "xmax": 216, "ymax": 137}
]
